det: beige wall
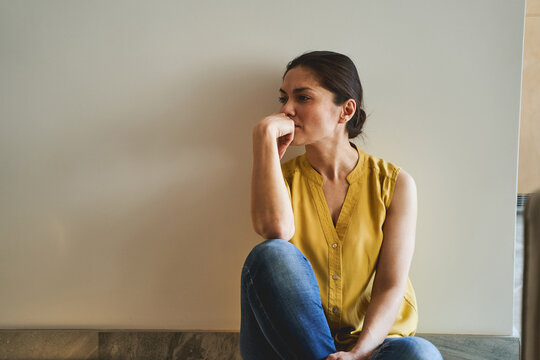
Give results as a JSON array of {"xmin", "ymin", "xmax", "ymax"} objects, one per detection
[
  {"xmin": 0, "ymin": 1, "xmax": 525, "ymax": 335},
  {"xmin": 518, "ymin": 0, "xmax": 540, "ymax": 194}
]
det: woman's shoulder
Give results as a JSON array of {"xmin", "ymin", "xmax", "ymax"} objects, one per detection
[
  {"xmin": 359, "ymin": 149, "xmax": 401, "ymax": 181},
  {"xmin": 358, "ymin": 149, "xmax": 415, "ymax": 209}
]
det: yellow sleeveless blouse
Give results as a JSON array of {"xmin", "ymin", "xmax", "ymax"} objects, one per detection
[{"xmin": 280, "ymin": 142, "xmax": 418, "ymax": 351}]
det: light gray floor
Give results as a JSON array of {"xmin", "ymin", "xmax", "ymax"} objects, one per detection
[{"xmin": 513, "ymin": 211, "xmax": 524, "ymax": 338}]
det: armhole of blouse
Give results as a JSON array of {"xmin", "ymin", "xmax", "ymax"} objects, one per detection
[
  {"xmin": 281, "ymin": 165, "xmax": 292, "ymax": 202},
  {"xmin": 285, "ymin": 176, "xmax": 292, "ymax": 202},
  {"xmin": 385, "ymin": 166, "xmax": 401, "ymax": 209}
]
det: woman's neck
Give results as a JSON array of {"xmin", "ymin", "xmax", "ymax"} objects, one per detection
[{"xmin": 305, "ymin": 139, "xmax": 358, "ymax": 182}]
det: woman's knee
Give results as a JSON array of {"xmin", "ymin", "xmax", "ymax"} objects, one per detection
[
  {"xmin": 386, "ymin": 337, "xmax": 443, "ymax": 360},
  {"xmin": 245, "ymin": 238, "xmax": 303, "ymax": 265},
  {"xmin": 243, "ymin": 238, "xmax": 307, "ymax": 277}
]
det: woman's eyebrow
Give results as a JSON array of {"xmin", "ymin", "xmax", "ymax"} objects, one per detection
[{"xmin": 279, "ymin": 87, "xmax": 314, "ymax": 94}]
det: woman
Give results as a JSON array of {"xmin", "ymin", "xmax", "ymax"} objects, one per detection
[{"xmin": 240, "ymin": 51, "xmax": 443, "ymax": 360}]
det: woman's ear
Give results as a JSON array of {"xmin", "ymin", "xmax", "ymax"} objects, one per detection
[{"xmin": 340, "ymin": 99, "xmax": 356, "ymax": 123}]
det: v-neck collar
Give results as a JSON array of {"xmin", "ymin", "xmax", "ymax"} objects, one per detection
[
  {"xmin": 299, "ymin": 142, "xmax": 365, "ymax": 186},
  {"xmin": 300, "ymin": 142, "xmax": 365, "ymax": 241}
]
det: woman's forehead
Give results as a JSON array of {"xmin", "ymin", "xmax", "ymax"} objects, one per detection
[{"xmin": 281, "ymin": 67, "xmax": 321, "ymax": 92}]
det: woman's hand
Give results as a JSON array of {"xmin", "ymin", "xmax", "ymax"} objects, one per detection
[{"xmin": 254, "ymin": 113, "xmax": 295, "ymax": 160}]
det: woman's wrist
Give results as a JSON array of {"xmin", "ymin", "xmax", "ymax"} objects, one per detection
[
  {"xmin": 252, "ymin": 123, "xmax": 280, "ymax": 160},
  {"xmin": 349, "ymin": 345, "xmax": 374, "ymax": 360},
  {"xmin": 253, "ymin": 121, "xmax": 277, "ymax": 140}
]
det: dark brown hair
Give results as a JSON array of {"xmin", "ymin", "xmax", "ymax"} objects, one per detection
[{"xmin": 283, "ymin": 51, "xmax": 367, "ymax": 139}]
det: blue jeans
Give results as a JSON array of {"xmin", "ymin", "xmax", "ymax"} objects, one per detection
[{"xmin": 240, "ymin": 238, "xmax": 443, "ymax": 360}]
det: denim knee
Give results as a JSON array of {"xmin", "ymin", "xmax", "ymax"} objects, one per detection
[
  {"xmin": 244, "ymin": 238, "xmax": 306, "ymax": 272},
  {"xmin": 380, "ymin": 337, "xmax": 442, "ymax": 360}
]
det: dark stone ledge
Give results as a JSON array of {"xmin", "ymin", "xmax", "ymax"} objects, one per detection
[{"xmin": 0, "ymin": 330, "xmax": 520, "ymax": 360}]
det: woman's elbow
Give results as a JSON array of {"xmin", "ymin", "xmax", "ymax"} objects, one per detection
[{"xmin": 257, "ymin": 221, "xmax": 295, "ymax": 241}]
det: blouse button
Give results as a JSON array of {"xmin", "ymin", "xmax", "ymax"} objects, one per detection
[
  {"xmin": 332, "ymin": 306, "xmax": 339, "ymax": 313},
  {"xmin": 332, "ymin": 275, "xmax": 339, "ymax": 280},
  {"xmin": 332, "ymin": 243, "xmax": 338, "ymax": 248}
]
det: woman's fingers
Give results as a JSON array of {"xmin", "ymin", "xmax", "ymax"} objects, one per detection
[
  {"xmin": 277, "ymin": 131, "xmax": 294, "ymax": 159},
  {"xmin": 255, "ymin": 112, "xmax": 296, "ymax": 160}
]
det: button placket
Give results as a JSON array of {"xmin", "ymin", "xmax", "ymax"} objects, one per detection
[{"xmin": 328, "ymin": 240, "xmax": 342, "ymax": 329}]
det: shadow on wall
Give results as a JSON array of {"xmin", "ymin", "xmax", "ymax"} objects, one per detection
[
  {"xmin": 2, "ymin": 60, "xmax": 286, "ymax": 327},
  {"xmin": 79, "ymin": 62, "xmax": 285, "ymax": 314}
]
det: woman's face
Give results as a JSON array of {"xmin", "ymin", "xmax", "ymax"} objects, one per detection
[{"xmin": 279, "ymin": 66, "xmax": 344, "ymax": 146}]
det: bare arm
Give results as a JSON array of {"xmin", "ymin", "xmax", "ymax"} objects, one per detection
[
  {"xmin": 349, "ymin": 169, "xmax": 417, "ymax": 359},
  {"xmin": 251, "ymin": 115, "xmax": 295, "ymax": 241}
]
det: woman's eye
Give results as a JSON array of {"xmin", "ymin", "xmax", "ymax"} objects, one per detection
[{"xmin": 278, "ymin": 95, "xmax": 309, "ymax": 104}]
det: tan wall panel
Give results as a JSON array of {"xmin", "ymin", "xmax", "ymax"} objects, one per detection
[
  {"xmin": 518, "ymin": 6, "xmax": 540, "ymax": 193},
  {"xmin": 526, "ymin": 0, "xmax": 540, "ymax": 15}
]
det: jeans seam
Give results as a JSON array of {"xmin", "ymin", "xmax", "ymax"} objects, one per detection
[{"xmin": 243, "ymin": 265, "xmax": 297, "ymax": 360}]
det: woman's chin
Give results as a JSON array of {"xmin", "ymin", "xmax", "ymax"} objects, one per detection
[{"xmin": 291, "ymin": 132, "xmax": 303, "ymax": 145}]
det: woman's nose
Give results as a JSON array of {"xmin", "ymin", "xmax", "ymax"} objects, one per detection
[{"xmin": 281, "ymin": 101, "xmax": 295, "ymax": 117}]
